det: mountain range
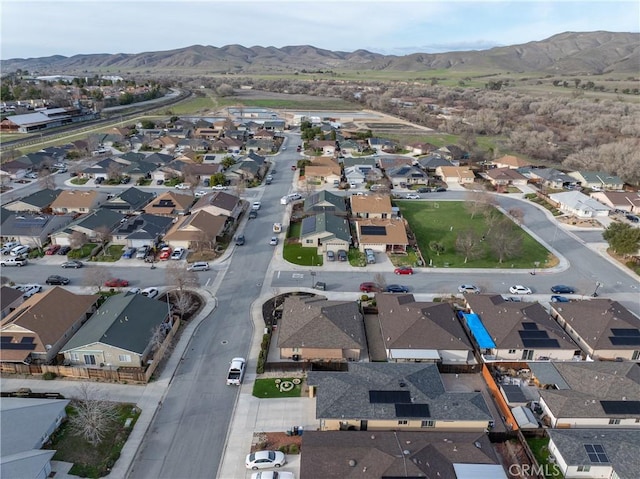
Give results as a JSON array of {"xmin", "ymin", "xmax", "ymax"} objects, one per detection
[{"xmin": 2, "ymin": 31, "xmax": 638, "ymax": 76}]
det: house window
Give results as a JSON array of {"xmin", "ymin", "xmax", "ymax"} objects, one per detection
[
  {"xmin": 632, "ymin": 350, "xmax": 640, "ymax": 360},
  {"xmin": 305, "ymin": 239, "xmax": 314, "ymax": 244},
  {"xmin": 609, "ymin": 419, "xmax": 620, "ymax": 425},
  {"xmin": 118, "ymin": 354, "xmax": 132, "ymax": 363},
  {"xmin": 577, "ymin": 466, "xmax": 591, "ymax": 472},
  {"xmin": 421, "ymin": 420, "xmax": 435, "ymax": 428},
  {"xmin": 83, "ymin": 354, "xmax": 96, "ymax": 365},
  {"xmin": 508, "ymin": 349, "xmax": 516, "ymax": 354},
  {"xmin": 398, "ymin": 420, "xmax": 408, "ymax": 425},
  {"xmin": 69, "ymin": 353, "xmax": 79, "ymax": 361}
]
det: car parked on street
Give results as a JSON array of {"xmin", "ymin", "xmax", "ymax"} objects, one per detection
[
  {"xmin": 394, "ymin": 266, "xmax": 414, "ymax": 275},
  {"xmin": 61, "ymin": 260, "xmax": 83, "ymax": 269},
  {"xmin": 250, "ymin": 471, "xmax": 294, "ymax": 479},
  {"xmin": 360, "ymin": 282, "xmax": 382, "ymax": 293},
  {"xmin": 245, "ymin": 451, "xmax": 286, "ymax": 470},
  {"xmin": 458, "ymin": 284, "xmax": 481, "ymax": 294},
  {"xmin": 187, "ymin": 262, "xmax": 210, "ymax": 272},
  {"xmin": 105, "ymin": 278, "xmax": 129, "ymax": 288},
  {"xmin": 550, "ymin": 285, "xmax": 575, "ymax": 294},
  {"xmin": 386, "ymin": 284, "xmax": 409, "ymax": 293},
  {"xmin": 175, "ymin": 183, "xmax": 189, "ymax": 190},
  {"xmin": 252, "ymin": 201, "xmax": 262, "ymax": 210},
  {"xmin": 46, "ymin": 275, "xmax": 70, "ymax": 285},
  {"xmin": 509, "ymin": 285, "xmax": 532, "ymax": 295},
  {"xmin": 248, "ymin": 210, "xmax": 258, "ymax": 219},
  {"xmin": 406, "ymin": 193, "xmax": 421, "ymax": 199},
  {"xmin": 194, "ymin": 190, "xmax": 207, "ymax": 198},
  {"xmin": 235, "ymin": 235, "xmax": 245, "ymax": 246},
  {"xmin": 0, "ymin": 257, "xmax": 28, "ymax": 267},
  {"xmin": 269, "ymin": 237, "xmax": 279, "ymax": 246},
  {"xmin": 551, "ymin": 295, "xmax": 570, "ymax": 303}
]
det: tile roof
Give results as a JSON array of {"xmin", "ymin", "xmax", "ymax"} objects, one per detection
[
  {"xmin": 192, "ymin": 191, "xmax": 240, "ymax": 215},
  {"xmin": 485, "ymin": 167, "xmax": 527, "ymax": 181},
  {"xmin": 493, "ymin": 155, "xmax": 530, "ymax": 168},
  {"xmin": 278, "ymin": 296, "xmax": 366, "ymax": 350}
]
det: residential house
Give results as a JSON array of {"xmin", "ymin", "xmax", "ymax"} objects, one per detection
[
  {"xmin": 386, "ymin": 165, "xmax": 427, "ymax": 188},
  {"xmin": 525, "ymin": 168, "xmax": 578, "ymax": 190},
  {"xmin": 194, "ymin": 127, "xmax": 220, "ymax": 140},
  {"xmin": 163, "ymin": 210, "xmax": 227, "ymax": 249},
  {"xmin": 3, "ymin": 189, "xmax": 62, "ymax": 213},
  {"xmin": 277, "ymin": 296, "xmax": 366, "ymax": 361},
  {"xmin": 436, "ymin": 145, "xmax": 468, "ymax": 163},
  {"xmin": 119, "ymin": 151, "xmax": 146, "ymax": 163},
  {"xmin": 304, "ymin": 163, "xmax": 341, "ymax": 186},
  {"xmin": 590, "ymin": 191, "xmax": 640, "ymax": 214},
  {"xmin": 123, "ymin": 161, "xmax": 157, "ymax": 183},
  {"xmin": 0, "ymin": 287, "xmax": 99, "ymax": 364},
  {"xmin": 211, "ymin": 137, "xmax": 243, "ymax": 154},
  {"xmin": 50, "ymin": 209, "xmax": 125, "ymax": 246},
  {"xmin": 531, "ymin": 362, "xmax": 640, "ymax": 428},
  {"xmin": 368, "ymin": 137, "xmax": 395, "ymax": 152},
  {"xmin": 435, "ymin": 166, "xmax": 475, "ymax": 185},
  {"xmin": 343, "ymin": 165, "xmax": 367, "ymax": 187},
  {"xmin": 550, "ymin": 299, "xmax": 640, "ymax": 361},
  {"xmin": 141, "ymin": 152, "xmax": 174, "ymax": 167},
  {"xmin": 336, "ymin": 139, "xmax": 360, "ymax": 155},
  {"xmin": 548, "ymin": 429, "xmax": 640, "ymax": 479},
  {"xmin": 350, "ymin": 194, "xmax": 393, "ymax": 219},
  {"xmin": 549, "ymin": 191, "xmax": 611, "ymax": 218},
  {"xmin": 303, "ymin": 191, "xmax": 347, "ymax": 216},
  {"xmin": 484, "ymin": 167, "xmax": 528, "ymax": 188},
  {"xmin": 223, "ymin": 129, "xmax": 249, "ymax": 141},
  {"xmin": 226, "ymin": 159, "xmax": 260, "ymax": 184},
  {"xmin": 0, "ymin": 286, "xmax": 23, "ymax": 320},
  {"xmin": 405, "ymin": 142, "xmax": 438, "ymax": 155},
  {"xmin": 0, "ymin": 158, "xmax": 31, "ymax": 179},
  {"xmin": 462, "ymin": 294, "xmax": 580, "ymax": 362},
  {"xmin": 49, "ymin": 190, "xmax": 104, "ymax": 214},
  {"xmin": 300, "ymin": 431, "xmax": 507, "ymax": 479},
  {"xmin": 245, "ymin": 138, "xmax": 275, "ymax": 154},
  {"xmin": 143, "ymin": 191, "xmax": 193, "ymax": 216},
  {"xmin": 416, "ymin": 154, "xmax": 453, "ymax": 173},
  {"xmin": 191, "ymin": 191, "xmax": 243, "ymax": 220},
  {"xmin": 377, "ymin": 155, "xmax": 413, "ymax": 171},
  {"xmin": 342, "ymin": 157, "xmax": 377, "ymax": 170},
  {"xmin": 101, "ymin": 187, "xmax": 155, "ymax": 214},
  {"xmin": 0, "ymin": 398, "xmax": 70, "ymax": 479},
  {"xmin": 307, "ymin": 363, "xmax": 493, "ymax": 431},
  {"xmin": 300, "ymin": 213, "xmax": 351, "ymax": 253},
  {"xmin": 568, "ymin": 171, "xmax": 624, "ymax": 191},
  {"xmin": 61, "ymin": 292, "xmax": 172, "ymax": 368},
  {"xmin": 0, "ymin": 213, "xmax": 74, "ymax": 248},
  {"xmin": 262, "ymin": 119, "xmax": 285, "ymax": 131},
  {"xmin": 309, "ymin": 140, "xmax": 337, "ymax": 156},
  {"xmin": 354, "ymin": 218, "xmax": 409, "ymax": 253},
  {"xmin": 491, "ymin": 155, "xmax": 531, "ymax": 169},
  {"xmin": 80, "ymin": 157, "xmax": 129, "ymax": 181},
  {"xmin": 112, "ymin": 214, "xmax": 174, "ymax": 248},
  {"xmin": 376, "ymin": 293, "xmax": 475, "ymax": 364},
  {"xmin": 149, "ymin": 136, "xmax": 179, "ymax": 151}
]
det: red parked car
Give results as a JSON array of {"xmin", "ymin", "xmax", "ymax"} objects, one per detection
[
  {"xmin": 105, "ymin": 278, "xmax": 129, "ymax": 288},
  {"xmin": 360, "ymin": 282, "xmax": 381, "ymax": 293},
  {"xmin": 394, "ymin": 266, "xmax": 414, "ymax": 275},
  {"xmin": 159, "ymin": 246, "xmax": 172, "ymax": 261},
  {"xmin": 45, "ymin": 245, "xmax": 61, "ymax": 255}
]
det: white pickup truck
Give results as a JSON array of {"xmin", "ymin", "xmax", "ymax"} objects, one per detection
[{"xmin": 226, "ymin": 357, "xmax": 246, "ymax": 386}]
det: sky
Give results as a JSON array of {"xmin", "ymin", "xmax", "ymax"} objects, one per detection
[{"xmin": 1, "ymin": 0, "xmax": 638, "ymax": 60}]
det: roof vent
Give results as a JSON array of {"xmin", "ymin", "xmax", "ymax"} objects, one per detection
[
  {"xmin": 370, "ymin": 435, "xmax": 376, "ymax": 440},
  {"xmin": 474, "ymin": 441, "xmax": 482, "ymax": 448},
  {"xmin": 348, "ymin": 459, "xmax": 356, "ymax": 467},
  {"xmin": 403, "ymin": 449, "xmax": 410, "ymax": 455}
]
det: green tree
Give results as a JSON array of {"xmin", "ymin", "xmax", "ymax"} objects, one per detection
[
  {"xmin": 140, "ymin": 119, "xmax": 156, "ymax": 129},
  {"xmin": 429, "ymin": 241, "xmax": 445, "ymax": 256},
  {"xmin": 221, "ymin": 156, "xmax": 236, "ymax": 169},
  {"xmin": 211, "ymin": 172, "xmax": 226, "ymax": 186},
  {"xmin": 603, "ymin": 222, "xmax": 640, "ymax": 257}
]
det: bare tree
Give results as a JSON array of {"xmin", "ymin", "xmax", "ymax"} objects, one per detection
[
  {"xmin": 70, "ymin": 231, "xmax": 88, "ymax": 250},
  {"xmin": 165, "ymin": 261, "xmax": 199, "ymax": 291},
  {"xmin": 172, "ymin": 290, "xmax": 195, "ymax": 321},
  {"xmin": 508, "ymin": 207, "xmax": 525, "ymax": 226},
  {"xmin": 182, "ymin": 164, "xmax": 199, "ymax": 196},
  {"xmin": 95, "ymin": 226, "xmax": 112, "ymax": 256},
  {"xmin": 233, "ymin": 175, "xmax": 245, "ymax": 197},
  {"xmin": 83, "ymin": 267, "xmax": 112, "ymax": 292},
  {"xmin": 106, "ymin": 162, "xmax": 122, "ymax": 182},
  {"xmin": 455, "ymin": 229, "xmax": 484, "ymax": 263},
  {"xmin": 149, "ymin": 322, "xmax": 173, "ymax": 355},
  {"xmin": 487, "ymin": 218, "xmax": 523, "ymax": 263},
  {"xmin": 302, "ymin": 178, "xmax": 317, "ymax": 197},
  {"xmin": 37, "ymin": 172, "xmax": 57, "ymax": 190},
  {"xmin": 68, "ymin": 383, "xmax": 119, "ymax": 447},
  {"xmin": 373, "ymin": 272, "xmax": 387, "ymax": 289},
  {"xmin": 464, "ymin": 190, "xmax": 493, "ymax": 219}
]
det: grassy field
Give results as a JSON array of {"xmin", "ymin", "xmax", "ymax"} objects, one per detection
[
  {"xmin": 398, "ymin": 200, "xmax": 552, "ymax": 269},
  {"xmin": 252, "ymin": 378, "xmax": 303, "ymax": 398}
]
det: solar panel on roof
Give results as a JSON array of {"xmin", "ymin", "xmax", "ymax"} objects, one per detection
[
  {"xmin": 395, "ymin": 403, "xmax": 430, "ymax": 418},
  {"xmin": 522, "ymin": 322, "xmax": 538, "ymax": 330},
  {"xmin": 519, "ymin": 330, "xmax": 549, "ymax": 339},
  {"xmin": 361, "ymin": 225, "xmax": 386, "ymax": 236},
  {"xmin": 584, "ymin": 444, "xmax": 609, "ymax": 463},
  {"xmin": 521, "ymin": 338, "xmax": 560, "ymax": 348},
  {"xmin": 609, "ymin": 337, "xmax": 640, "ymax": 346},
  {"xmin": 369, "ymin": 390, "xmax": 411, "ymax": 404},
  {"xmin": 611, "ymin": 328, "xmax": 640, "ymax": 336},
  {"xmin": 301, "ymin": 216, "xmax": 317, "ymax": 236},
  {"xmin": 600, "ymin": 400, "xmax": 640, "ymax": 415}
]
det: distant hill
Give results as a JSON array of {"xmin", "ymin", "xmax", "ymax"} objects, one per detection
[{"xmin": 2, "ymin": 31, "xmax": 638, "ymax": 76}]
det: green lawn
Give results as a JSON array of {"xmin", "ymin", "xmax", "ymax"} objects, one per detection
[
  {"xmin": 526, "ymin": 437, "xmax": 564, "ymax": 479},
  {"xmin": 283, "ymin": 222, "xmax": 324, "ymax": 266},
  {"xmin": 398, "ymin": 201, "xmax": 551, "ymax": 269},
  {"xmin": 91, "ymin": 245, "xmax": 124, "ymax": 262},
  {"xmin": 68, "ymin": 243, "xmax": 96, "ymax": 259},
  {"xmin": 252, "ymin": 378, "xmax": 303, "ymax": 398}
]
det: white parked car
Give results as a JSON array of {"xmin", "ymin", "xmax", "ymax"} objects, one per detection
[
  {"xmin": 187, "ymin": 261, "xmax": 210, "ymax": 272},
  {"xmin": 509, "ymin": 285, "xmax": 533, "ymax": 295},
  {"xmin": 171, "ymin": 247, "xmax": 185, "ymax": 260},
  {"xmin": 141, "ymin": 287, "xmax": 160, "ymax": 299},
  {"xmin": 251, "ymin": 471, "xmax": 295, "ymax": 479},
  {"xmin": 406, "ymin": 193, "xmax": 421, "ymax": 199},
  {"xmin": 194, "ymin": 190, "xmax": 207, "ymax": 197},
  {"xmin": 16, "ymin": 284, "xmax": 42, "ymax": 299},
  {"xmin": 175, "ymin": 183, "xmax": 189, "ymax": 190},
  {"xmin": 212, "ymin": 185, "xmax": 228, "ymax": 190},
  {"xmin": 252, "ymin": 201, "xmax": 261, "ymax": 210},
  {"xmin": 269, "ymin": 237, "xmax": 279, "ymax": 246},
  {"xmin": 128, "ymin": 287, "xmax": 142, "ymax": 295},
  {"xmin": 458, "ymin": 284, "xmax": 481, "ymax": 294},
  {"xmin": 245, "ymin": 450, "xmax": 286, "ymax": 470}
]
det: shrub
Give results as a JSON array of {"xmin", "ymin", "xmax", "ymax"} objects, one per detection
[
  {"xmin": 43, "ymin": 371, "xmax": 57, "ymax": 380},
  {"xmin": 360, "ymin": 294, "xmax": 369, "ymax": 302},
  {"xmin": 288, "ymin": 443, "xmax": 300, "ymax": 454}
]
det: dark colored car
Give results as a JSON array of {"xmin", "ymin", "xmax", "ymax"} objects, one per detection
[
  {"xmin": 61, "ymin": 260, "xmax": 83, "ymax": 269},
  {"xmin": 46, "ymin": 275, "xmax": 70, "ymax": 285},
  {"xmin": 551, "ymin": 295, "xmax": 570, "ymax": 303},
  {"xmin": 360, "ymin": 282, "xmax": 381, "ymax": 293},
  {"xmin": 386, "ymin": 284, "xmax": 409, "ymax": 293},
  {"xmin": 394, "ymin": 266, "xmax": 414, "ymax": 275},
  {"xmin": 57, "ymin": 246, "xmax": 71, "ymax": 255},
  {"xmin": 326, "ymin": 250, "xmax": 335, "ymax": 262},
  {"xmin": 337, "ymin": 250, "xmax": 348, "ymax": 262},
  {"xmin": 417, "ymin": 187, "xmax": 431, "ymax": 193},
  {"xmin": 235, "ymin": 235, "xmax": 245, "ymax": 246},
  {"xmin": 551, "ymin": 285, "xmax": 575, "ymax": 294},
  {"xmin": 156, "ymin": 179, "xmax": 164, "ymax": 185},
  {"xmin": 248, "ymin": 210, "xmax": 258, "ymax": 219},
  {"xmin": 435, "ymin": 187, "xmax": 447, "ymax": 192}
]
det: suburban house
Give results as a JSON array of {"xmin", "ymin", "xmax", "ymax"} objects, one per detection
[
  {"xmin": 245, "ymin": 138, "xmax": 275, "ymax": 153},
  {"xmin": 194, "ymin": 127, "xmax": 221, "ymax": 140},
  {"xmin": 191, "ymin": 191, "xmax": 243, "ymax": 220},
  {"xmin": 491, "ymin": 155, "xmax": 531, "ymax": 169},
  {"xmin": 435, "ymin": 166, "xmax": 475, "ymax": 185},
  {"xmin": 336, "ymin": 139, "xmax": 360, "ymax": 155},
  {"xmin": 549, "ymin": 191, "xmax": 612, "ymax": 218},
  {"xmin": 303, "ymin": 191, "xmax": 347, "ymax": 216},
  {"xmin": 226, "ymin": 159, "xmax": 260, "ymax": 184},
  {"xmin": 484, "ymin": 167, "xmax": 528, "ymax": 188},
  {"xmin": 386, "ymin": 165, "xmax": 427, "ymax": 188},
  {"xmin": 375, "ymin": 294, "xmax": 475, "ymax": 364},
  {"xmin": 123, "ymin": 160, "xmax": 157, "ymax": 183},
  {"xmin": 0, "ymin": 286, "xmax": 23, "ymax": 320},
  {"xmin": 368, "ymin": 137, "xmax": 394, "ymax": 152},
  {"xmin": 141, "ymin": 152, "xmax": 174, "ymax": 167},
  {"xmin": 0, "ymin": 159, "xmax": 31, "ymax": 179},
  {"xmin": 119, "ymin": 152, "xmax": 146, "ymax": 163},
  {"xmin": 462, "ymin": 295, "xmax": 580, "ymax": 362},
  {"xmin": 589, "ymin": 191, "xmax": 640, "ymax": 214},
  {"xmin": 300, "ymin": 431, "xmax": 507, "ymax": 479},
  {"xmin": 143, "ymin": 191, "xmax": 193, "ymax": 216},
  {"xmin": 342, "ymin": 157, "xmax": 377, "ymax": 170},
  {"xmin": 303, "ymin": 163, "xmax": 341, "ymax": 186},
  {"xmin": 548, "ymin": 429, "xmax": 640, "ymax": 479},
  {"xmin": 277, "ymin": 296, "xmax": 366, "ymax": 361},
  {"xmin": 343, "ymin": 165, "xmax": 367, "ymax": 187},
  {"xmin": 354, "ymin": 218, "xmax": 409, "ymax": 253},
  {"xmin": 80, "ymin": 157, "xmax": 129, "ymax": 181},
  {"xmin": 309, "ymin": 140, "xmax": 337, "ymax": 156},
  {"xmin": 550, "ymin": 299, "xmax": 640, "ymax": 361},
  {"xmin": 0, "ymin": 287, "xmax": 99, "ymax": 365},
  {"xmin": 0, "ymin": 398, "xmax": 70, "ymax": 479},
  {"xmin": 101, "ymin": 187, "xmax": 156, "ymax": 214},
  {"xmin": 416, "ymin": 154, "xmax": 454, "ymax": 173},
  {"xmin": 3, "ymin": 189, "xmax": 62, "ymax": 213},
  {"xmin": 300, "ymin": 213, "xmax": 351, "ymax": 253},
  {"xmin": 532, "ymin": 362, "xmax": 640, "ymax": 428},
  {"xmin": 163, "ymin": 210, "xmax": 227, "ymax": 249},
  {"xmin": 568, "ymin": 170, "xmax": 624, "ymax": 191},
  {"xmin": 436, "ymin": 145, "xmax": 468, "ymax": 163},
  {"xmin": 524, "ymin": 168, "xmax": 578, "ymax": 190},
  {"xmin": 0, "ymin": 213, "xmax": 74, "ymax": 248},
  {"xmin": 111, "ymin": 214, "xmax": 174, "ymax": 248},
  {"xmin": 49, "ymin": 190, "xmax": 104, "ymax": 214},
  {"xmin": 306, "ymin": 363, "xmax": 493, "ymax": 431},
  {"xmin": 377, "ymin": 155, "xmax": 413, "ymax": 171},
  {"xmin": 50, "ymin": 208, "xmax": 124, "ymax": 246},
  {"xmin": 405, "ymin": 142, "xmax": 438, "ymax": 155},
  {"xmin": 61, "ymin": 293, "xmax": 172, "ymax": 368},
  {"xmin": 350, "ymin": 194, "xmax": 393, "ymax": 219},
  {"xmin": 211, "ymin": 137, "xmax": 243, "ymax": 154}
]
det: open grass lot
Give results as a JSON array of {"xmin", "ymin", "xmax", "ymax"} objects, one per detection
[
  {"xmin": 166, "ymin": 95, "xmax": 218, "ymax": 114},
  {"xmin": 526, "ymin": 437, "xmax": 564, "ymax": 479},
  {"xmin": 398, "ymin": 201, "xmax": 551, "ymax": 269},
  {"xmin": 49, "ymin": 403, "xmax": 140, "ymax": 478},
  {"xmin": 252, "ymin": 378, "xmax": 303, "ymax": 398}
]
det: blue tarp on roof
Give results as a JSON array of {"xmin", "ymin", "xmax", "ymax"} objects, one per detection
[{"xmin": 462, "ymin": 313, "xmax": 496, "ymax": 348}]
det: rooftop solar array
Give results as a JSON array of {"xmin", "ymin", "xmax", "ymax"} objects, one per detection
[
  {"xmin": 361, "ymin": 225, "xmax": 386, "ymax": 236},
  {"xmin": 600, "ymin": 400, "xmax": 640, "ymax": 415},
  {"xmin": 154, "ymin": 199, "xmax": 176, "ymax": 207},
  {"xmin": 518, "ymin": 323, "xmax": 560, "ymax": 349},
  {"xmin": 608, "ymin": 328, "xmax": 640, "ymax": 346},
  {"xmin": 584, "ymin": 444, "xmax": 609, "ymax": 463},
  {"xmin": 301, "ymin": 216, "xmax": 317, "ymax": 236},
  {"xmin": 0, "ymin": 336, "xmax": 37, "ymax": 350},
  {"xmin": 395, "ymin": 403, "xmax": 430, "ymax": 418},
  {"xmin": 369, "ymin": 390, "xmax": 411, "ymax": 404},
  {"xmin": 14, "ymin": 216, "xmax": 49, "ymax": 228}
]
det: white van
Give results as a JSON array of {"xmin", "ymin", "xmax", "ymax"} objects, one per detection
[{"xmin": 10, "ymin": 245, "xmax": 30, "ymax": 256}]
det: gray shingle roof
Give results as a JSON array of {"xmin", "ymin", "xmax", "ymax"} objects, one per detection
[
  {"xmin": 303, "ymin": 191, "xmax": 347, "ymax": 214},
  {"xmin": 62, "ymin": 293, "xmax": 168, "ymax": 354},
  {"xmin": 300, "ymin": 213, "xmax": 351, "ymax": 242},
  {"xmin": 307, "ymin": 363, "xmax": 492, "ymax": 422},
  {"xmin": 74, "ymin": 208, "xmax": 124, "ymax": 231},
  {"xmin": 6, "ymin": 188, "xmax": 62, "ymax": 209},
  {"xmin": 103, "ymin": 187, "xmax": 155, "ymax": 211}
]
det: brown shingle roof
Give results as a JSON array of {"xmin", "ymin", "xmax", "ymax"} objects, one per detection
[
  {"xmin": 49, "ymin": 190, "xmax": 99, "ymax": 209},
  {"xmin": 494, "ymin": 155, "xmax": 530, "ymax": 168},
  {"xmin": 356, "ymin": 218, "xmax": 408, "ymax": 246},
  {"xmin": 192, "ymin": 191, "xmax": 239, "ymax": 215},
  {"xmin": 143, "ymin": 191, "xmax": 193, "ymax": 215},
  {"xmin": 485, "ymin": 167, "xmax": 527, "ymax": 181},
  {"xmin": 163, "ymin": 210, "xmax": 226, "ymax": 241},
  {"xmin": 350, "ymin": 194, "xmax": 392, "ymax": 215}
]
